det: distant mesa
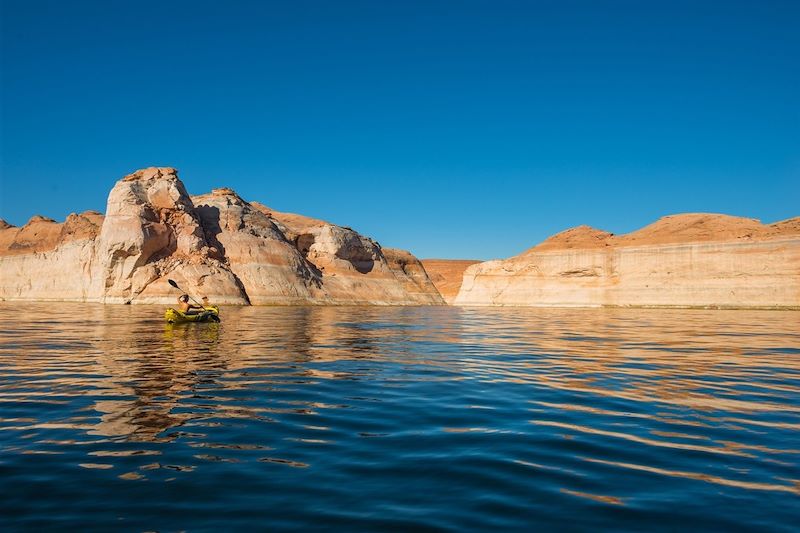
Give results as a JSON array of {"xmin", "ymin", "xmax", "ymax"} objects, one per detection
[
  {"xmin": 526, "ymin": 225, "xmax": 614, "ymax": 253},
  {"xmin": 611, "ymin": 213, "xmax": 796, "ymax": 246},
  {"xmin": 453, "ymin": 213, "xmax": 800, "ymax": 308},
  {"xmin": 526, "ymin": 213, "xmax": 799, "ymax": 254}
]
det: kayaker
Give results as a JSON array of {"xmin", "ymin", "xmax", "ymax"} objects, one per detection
[
  {"xmin": 177, "ymin": 294, "xmax": 203, "ymax": 315},
  {"xmin": 201, "ymin": 296, "xmax": 211, "ymax": 308}
]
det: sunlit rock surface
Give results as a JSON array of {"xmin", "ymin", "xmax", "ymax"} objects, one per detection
[
  {"xmin": 421, "ymin": 259, "xmax": 482, "ymax": 304},
  {"xmin": 0, "ymin": 212, "xmax": 104, "ymax": 301},
  {"xmin": 455, "ymin": 214, "xmax": 800, "ymax": 308},
  {"xmin": 0, "ymin": 167, "xmax": 444, "ymax": 305}
]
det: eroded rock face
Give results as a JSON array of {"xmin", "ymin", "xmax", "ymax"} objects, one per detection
[
  {"xmin": 0, "ymin": 212, "xmax": 103, "ymax": 301},
  {"xmin": 383, "ymin": 249, "xmax": 447, "ymax": 304},
  {"xmin": 0, "ymin": 167, "xmax": 444, "ymax": 305},
  {"xmin": 92, "ymin": 168, "xmax": 247, "ymax": 304},
  {"xmin": 421, "ymin": 259, "xmax": 482, "ymax": 304},
  {"xmin": 0, "ymin": 212, "xmax": 104, "ymax": 255},
  {"xmin": 192, "ymin": 190, "xmax": 444, "ymax": 305},
  {"xmin": 192, "ymin": 189, "xmax": 317, "ymax": 305},
  {"xmin": 455, "ymin": 214, "xmax": 800, "ymax": 308}
]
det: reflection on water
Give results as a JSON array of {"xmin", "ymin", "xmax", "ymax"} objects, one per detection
[{"xmin": 0, "ymin": 304, "xmax": 798, "ymax": 531}]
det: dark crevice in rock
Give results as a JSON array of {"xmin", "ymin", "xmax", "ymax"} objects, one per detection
[
  {"xmin": 195, "ymin": 205, "xmax": 227, "ymax": 259},
  {"xmin": 230, "ymin": 271, "xmax": 252, "ymax": 305},
  {"xmin": 296, "ymin": 234, "xmax": 314, "ymax": 257}
]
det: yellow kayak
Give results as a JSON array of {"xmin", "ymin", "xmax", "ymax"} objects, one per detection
[{"xmin": 165, "ymin": 306, "xmax": 220, "ymax": 324}]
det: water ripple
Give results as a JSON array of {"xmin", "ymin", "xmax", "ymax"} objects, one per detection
[{"xmin": 1, "ymin": 303, "xmax": 798, "ymax": 531}]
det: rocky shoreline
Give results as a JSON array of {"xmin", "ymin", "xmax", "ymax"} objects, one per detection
[
  {"xmin": 0, "ymin": 168, "xmax": 443, "ymax": 305},
  {"xmin": 2, "ymin": 168, "xmax": 797, "ymax": 308},
  {"xmin": 453, "ymin": 214, "xmax": 799, "ymax": 308}
]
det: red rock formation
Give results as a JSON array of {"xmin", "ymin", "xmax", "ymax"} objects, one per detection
[
  {"xmin": 421, "ymin": 259, "xmax": 482, "ymax": 304},
  {"xmin": 0, "ymin": 167, "xmax": 444, "ymax": 305},
  {"xmin": 192, "ymin": 190, "xmax": 443, "ymax": 305},
  {"xmin": 456, "ymin": 214, "xmax": 800, "ymax": 308}
]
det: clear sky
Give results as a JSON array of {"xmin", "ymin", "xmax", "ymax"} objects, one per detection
[{"xmin": 1, "ymin": 1, "xmax": 798, "ymax": 259}]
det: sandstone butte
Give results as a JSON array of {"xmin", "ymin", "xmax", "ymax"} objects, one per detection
[
  {"xmin": 0, "ymin": 167, "xmax": 445, "ymax": 305},
  {"xmin": 454, "ymin": 214, "xmax": 800, "ymax": 308}
]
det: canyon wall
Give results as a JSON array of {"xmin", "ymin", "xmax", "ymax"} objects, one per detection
[
  {"xmin": 3, "ymin": 170, "xmax": 796, "ymax": 309},
  {"xmin": 421, "ymin": 259, "xmax": 481, "ymax": 304},
  {"xmin": 0, "ymin": 167, "xmax": 444, "ymax": 305},
  {"xmin": 0, "ymin": 213, "xmax": 104, "ymax": 302},
  {"xmin": 454, "ymin": 215, "xmax": 800, "ymax": 308}
]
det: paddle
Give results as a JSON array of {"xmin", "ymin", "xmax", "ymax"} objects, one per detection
[{"xmin": 167, "ymin": 279, "xmax": 221, "ymax": 322}]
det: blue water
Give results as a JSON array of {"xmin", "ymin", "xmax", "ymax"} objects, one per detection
[{"xmin": 1, "ymin": 304, "xmax": 798, "ymax": 531}]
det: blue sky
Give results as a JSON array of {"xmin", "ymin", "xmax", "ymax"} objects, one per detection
[{"xmin": 1, "ymin": 0, "xmax": 798, "ymax": 259}]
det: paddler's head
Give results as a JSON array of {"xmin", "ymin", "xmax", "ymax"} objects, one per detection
[
  {"xmin": 201, "ymin": 296, "xmax": 209, "ymax": 304},
  {"xmin": 178, "ymin": 294, "xmax": 189, "ymax": 303}
]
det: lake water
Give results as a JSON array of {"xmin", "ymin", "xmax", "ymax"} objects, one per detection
[{"xmin": 1, "ymin": 303, "xmax": 798, "ymax": 531}]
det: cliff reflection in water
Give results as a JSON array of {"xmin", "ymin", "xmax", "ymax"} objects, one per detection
[
  {"xmin": 87, "ymin": 306, "xmax": 389, "ymax": 440},
  {"xmin": 2, "ymin": 304, "xmax": 798, "ymax": 442},
  {"xmin": 74, "ymin": 305, "xmax": 451, "ymax": 441},
  {"xmin": 1, "ymin": 303, "xmax": 798, "ymax": 530}
]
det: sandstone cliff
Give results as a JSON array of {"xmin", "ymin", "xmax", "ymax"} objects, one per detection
[
  {"xmin": 190, "ymin": 189, "xmax": 443, "ymax": 305},
  {"xmin": 421, "ymin": 259, "xmax": 482, "ymax": 304},
  {"xmin": 455, "ymin": 214, "xmax": 800, "ymax": 308},
  {"xmin": 0, "ymin": 167, "xmax": 444, "ymax": 305},
  {"xmin": 0, "ymin": 212, "xmax": 104, "ymax": 301}
]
